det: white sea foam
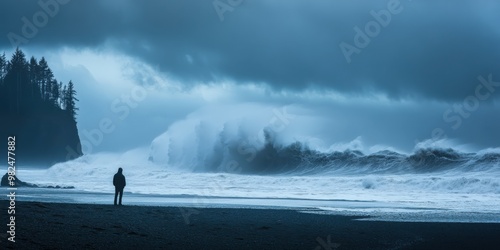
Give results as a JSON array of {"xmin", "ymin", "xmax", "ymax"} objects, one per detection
[
  {"xmin": 13, "ymin": 109, "xmax": 500, "ymax": 218},
  {"xmin": 13, "ymin": 148, "xmax": 499, "ymax": 216}
]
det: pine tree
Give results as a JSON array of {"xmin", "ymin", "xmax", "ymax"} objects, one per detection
[
  {"xmin": 58, "ymin": 81, "xmax": 64, "ymax": 108},
  {"xmin": 0, "ymin": 52, "xmax": 6, "ymax": 84},
  {"xmin": 6, "ymin": 48, "xmax": 29, "ymax": 114},
  {"xmin": 61, "ymin": 84, "xmax": 67, "ymax": 110},
  {"xmin": 45, "ymin": 69, "xmax": 54, "ymax": 102},
  {"xmin": 8, "ymin": 48, "xmax": 29, "ymax": 73},
  {"xmin": 38, "ymin": 57, "xmax": 50, "ymax": 101},
  {"xmin": 28, "ymin": 56, "xmax": 40, "ymax": 100},
  {"xmin": 50, "ymin": 79, "xmax": 60, "ymax": 108},
  {"xmin": 65, "ymin": 80, "xmax": 79, "ymax": 122},
  {"xmin": 0, "ymin": 52, "xmax": 6, "ymax": 112}
]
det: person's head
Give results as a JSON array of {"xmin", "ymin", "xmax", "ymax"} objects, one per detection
[{"xmin": 118, "ymin": 168, "xmax": 123, "ymax": 173}]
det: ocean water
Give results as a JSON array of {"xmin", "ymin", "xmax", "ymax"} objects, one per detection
[
  {"xmin": 4, "ymin": 116, "xmax": 500, "ymax": 222},
  {"xmin": 6, "ymin": 146, "xmax": 499, "ymax": 223}
]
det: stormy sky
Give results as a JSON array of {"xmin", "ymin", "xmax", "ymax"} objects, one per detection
[{"xmin": 1, "ymin": 0, "xmax": 499, "ymax": 153}]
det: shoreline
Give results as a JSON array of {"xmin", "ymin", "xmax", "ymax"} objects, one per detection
[
  {"xmin": 2, "ymin": 187, "xmax": 499, "ymax": 224},
  {"xmin": 2, "ymin": 200, "xmax": 500, "ymax": 249}
]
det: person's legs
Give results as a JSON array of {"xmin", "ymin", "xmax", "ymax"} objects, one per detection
[
  {"xmin": 118, "ymin": 188, "xmax": 123, "ymax": 205},
  {"xmin": 114, "ymin": 188, "xmax": 119, "ymax": 205}
]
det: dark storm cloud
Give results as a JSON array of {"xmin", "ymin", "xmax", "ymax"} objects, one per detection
[{"xmin": 1, "ymin": 0, "xmax": 500, "ymax": 101}]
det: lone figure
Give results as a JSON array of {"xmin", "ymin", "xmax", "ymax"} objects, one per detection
[{"xmin": 113, "ymin": 168, "xmax": 126, "ymax": 206}]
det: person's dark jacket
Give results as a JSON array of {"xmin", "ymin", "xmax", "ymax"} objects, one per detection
[{"xmin": 113, "ymin": 169, "xmax": 126, "ymax": 189}]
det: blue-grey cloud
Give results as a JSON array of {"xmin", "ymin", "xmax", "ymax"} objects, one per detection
[{"xmin": 1, "ymin": 0, "xmax": 500, "ymax": 102}]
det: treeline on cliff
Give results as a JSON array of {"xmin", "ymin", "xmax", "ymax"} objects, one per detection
[{"xmin": 0, "ymin": 48, "xmax": 82, "ymax": 166}]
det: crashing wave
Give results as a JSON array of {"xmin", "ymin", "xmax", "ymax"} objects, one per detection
[{"xmin": 149, "ymin": 123, "xmax": 500, "ymax": 175}]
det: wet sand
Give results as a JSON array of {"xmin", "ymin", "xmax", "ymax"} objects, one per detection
[{"xmin": 1, "ymin": 200, "xmax": 499, "ymax": 249}]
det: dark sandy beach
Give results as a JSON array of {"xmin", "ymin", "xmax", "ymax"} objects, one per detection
[{"xmin": 1, "ymin": 200, "xmax": 499, "ymax": 250}]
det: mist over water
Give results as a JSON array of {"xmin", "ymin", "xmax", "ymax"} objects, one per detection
[
  {"xmin": 147, "ymin": 104, "xmax": 500, "ymax": 176},
  {"xmin": 23, "ymin": 104, "xmax": 496, "ymax": 199},
  {"xmin": 12, "ymin": 103, "xmax": 497, "ymax": 218}
]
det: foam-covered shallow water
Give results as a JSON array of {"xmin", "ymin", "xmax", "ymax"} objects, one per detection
[
  {"xmin": 1, "ymin": 187, "xmax": 498, "ymax": 223},
  {"xmin": 4, "ymin": 153, "xmax": 498, "ymax": 223},
  {"xmin": 4, "ymin": 125, "xmax": 499, "ymax": 223}
]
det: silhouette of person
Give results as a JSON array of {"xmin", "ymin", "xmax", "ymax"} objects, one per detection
[{"xmin": 113, "ymin": 168, "xmax": 126, "ymax": 206}]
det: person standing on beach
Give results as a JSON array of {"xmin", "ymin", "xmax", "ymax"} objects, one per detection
[{"xmin": 113, "ymin": 168, "xmax": 126, "ymax": 206}]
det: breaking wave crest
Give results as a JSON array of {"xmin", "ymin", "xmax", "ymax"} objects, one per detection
[{"xmin": 148, "ymin": 117, "xmax": 500, "ymax": 175}]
